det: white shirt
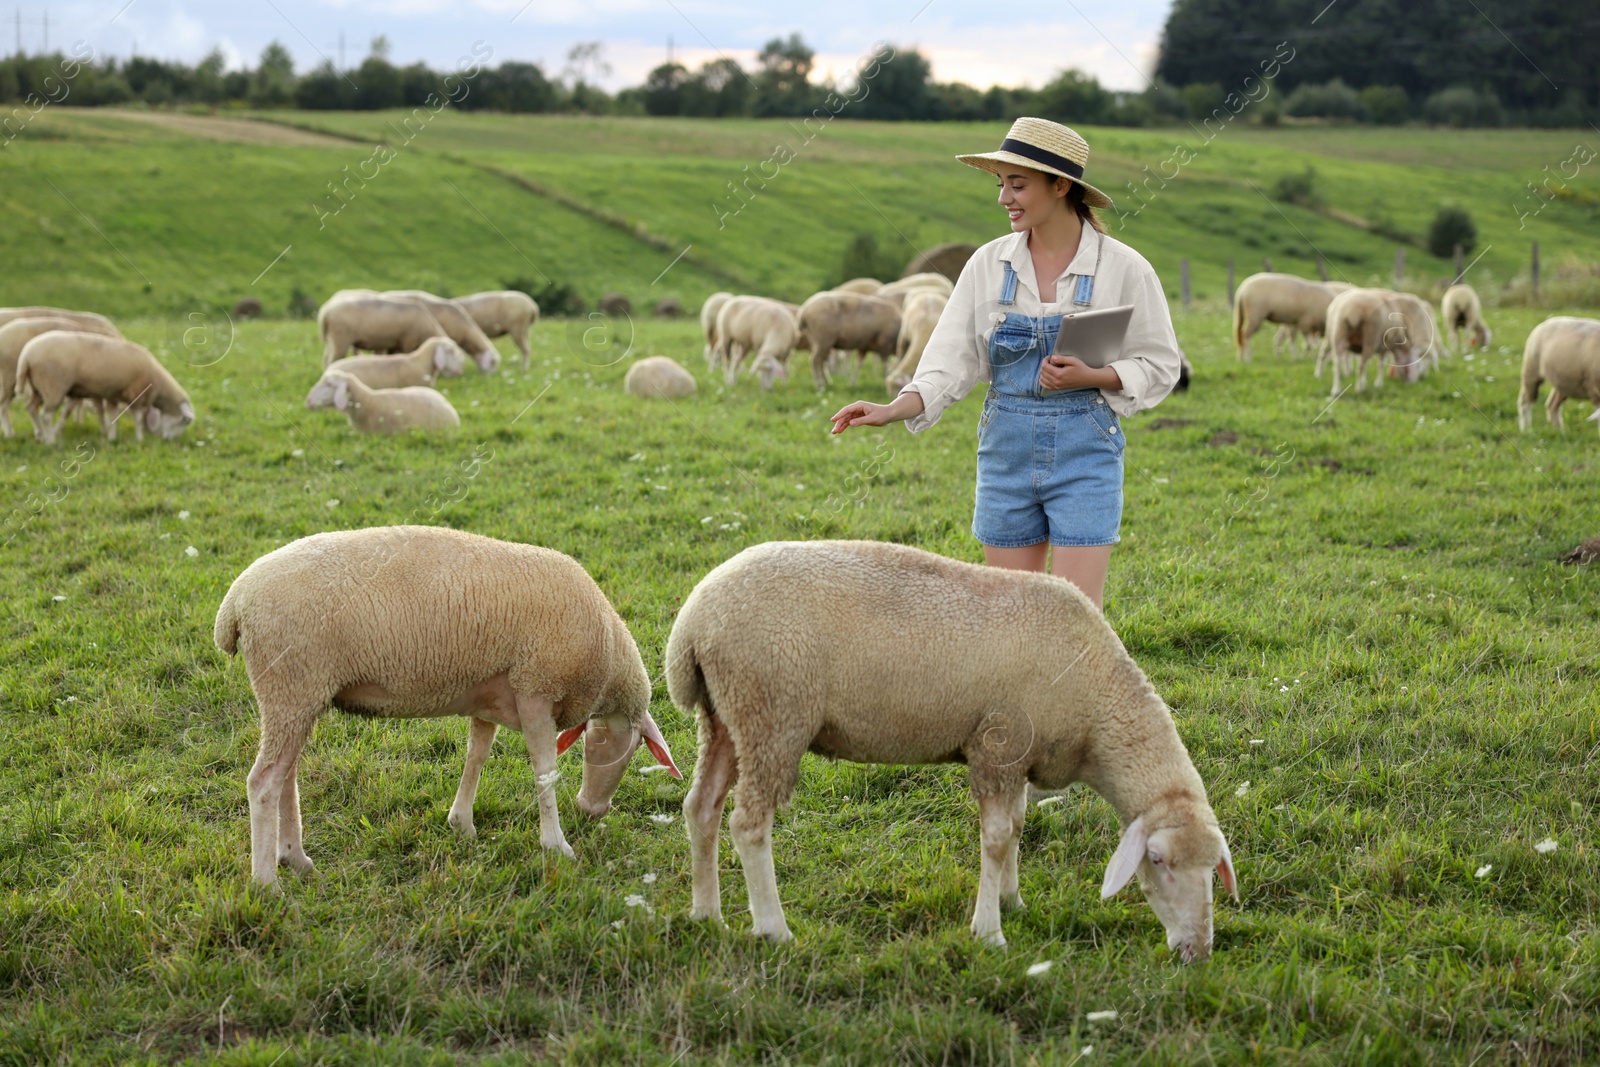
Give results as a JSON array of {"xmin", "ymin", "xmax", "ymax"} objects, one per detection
[{"xmin": 900, "ymin": 224, "xmax": 1184, "ymax": 431}]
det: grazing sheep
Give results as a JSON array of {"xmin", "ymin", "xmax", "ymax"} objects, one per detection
[
  {"xmin": 701, "ymin": 292, "xmax": 733, "ymax": 367},
  {"xmin": 381, "ymin": 291, "xmax": 500, "ymax": 373},
  {"xmin": 884, "ymin": 290, "xmax": 949, "ymax": 394},
  {"xmin": 666, "ymin": 540, "xmax": 1237, "ymax": 955},
  {"xmin": 1441, "ymin": 284, "xmax": 1491, "ymax": 355},
  {"xmin": 624, "ymin": 356, "xmax": 697, "ymax": 399},
  {"xmin": 0, "ymin": 316, "xmax": 122, "ymax": 438},
  {"xmin": 0, "ymin": 306, "xmax": 118, "ymax": 334},
  {"xmin": 796, "ymin": 291, "xmax": 900, "ymax": 389},
  {"xmin": 457, "ymin": 291, "xmax": 539, "ymax": 369},
  {"xmin": 832, "ymin": 278, "xmax": 884, "ymax": 295},
  {"xmin": 213, "ymin": 524, "xmax": 682, "ymax": 884},
  {"xmin": 1320, "ymin": 287, "xmax": 1390, "ymax": 386},
  {"xmin": 15, "ymin": 331, "xmax": 193, "ymax": 445},
  {"xmin": 598, "ymin": 293, "xmax": 632, "ymax": 317},
  {"xmin": 714, "ymin": 296, "xmax": 799, "ymax": 389},
  {"xmin": 1326, "ymin": 289, "xmax": 1437, "ymax": 394},
  {"xmin": 322, "ymin": 337, "xmax": 467, "ymax": 391},
  {"xmin": 306, "ymin": 368, "xmax": 460, "ymax": 434},
  {"xmin": 318, "ymin": 296, "xmax": 449, "ymax": 367},
  {"xmin": 653, "ymin": 298, "xmax": 684, "ymax": 318},
  {"xmin": 1519, "ymin": 316, "xmax": 1600, "ymax": 437},
  {"xmin": 1232, "ymin": 273, "xmax": 1346, "ymax": 362},
  {"xmin": 233, "ymin": 297, "xmax": 264, "ymax": 320}
]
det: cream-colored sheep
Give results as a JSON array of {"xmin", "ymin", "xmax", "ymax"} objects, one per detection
[
  {"xmin": 1320, "ymin": 287, "xmax": 1390, "ymax": 385},
  {"xmin": 1273, "ymin": 281, "xmax": 1352, "ymax": 358},
  {"xmin": 832, "ymin": 277, "xmax": 884, "ymax": 295},
  {"xmin": 0, "ymin": 316, "xmax": 122, "ymax": 438},
  {"xmin": 306, "ymin": 369, "xmax": 460, "ymax": 433},
  {"xmin": 701, "ymin": 292, "xmax": 733, "ymax": 368},
  {"xmin": 1233, "ymin": 273, "xmax": 1346, "ymax": 362},
  {"xmin": 796, "ymin": 292, "xmax": 900, "ymax": 389},
  {"xmin": 880, "ymin": 273, "xmax": 954, "ymax": 299},
  {"xmin": 1325, "ymin": 289, "xmax": 1437, "ymax": 394},
  {"xmin": 624, "ymin": 356, "xmax": 698, "ymax": 398},
  {"xmin": 213, "ymin": 525, "xmax": 682, "ymax": 884},
  {"xmin": 884, "ymin": 290, "xmax": 949, "ymax": 394},
  {"xmin": 457, "ymin": 290, "xmax": 539, "ymax": 368},
  {"xmin": 319, "ymin": 296, "xmax": 449, "ymax": 366},
  {"xmin": 1441, "ymin": 284, "xmax": 1491, "ymax": 355},
  {"xmin": 0, "ymin": 306, "xmax": 118, "ymax": 334},
  {"xmin": 665, "ymin": 540, "xmax": 1238, "ymax": 956},
  {"xmin": 322, "ymin": 338, "xmax": 467, "ymax": 391},
  {"xmin": 714, "ymin": 296, "xmax": 799, "ymax": 389},
  {"xmin": 382, "ymin": 291, "xmax": 500, "ymax": 373},
  {"xmin": 16, "ymin": 331, "xmax": 194, "ymax": 445},
  {"xmin": 1519, "ymin": 316, "xmax": 1600, "ymax": 436}
]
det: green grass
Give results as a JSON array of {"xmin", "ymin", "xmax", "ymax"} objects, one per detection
[{"xmin": 1, "ymin": 300, "xmax": 1597, "ymax": 1064}]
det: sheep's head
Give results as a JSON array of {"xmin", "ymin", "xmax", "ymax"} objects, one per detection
[
  {"xmin": 1102, "ymin": 809, "xmax": 1237, "ymax": 963},
  {"xmin": 306, "ymin": 373, "xmax": 350, "ymax": 412},
  {"xmin": 1473, "ymin": 323, "xmax": 1492, "ymax": 349},
  {"xmin": 145, "ymin": 399, "xmax": 195, "ymax": 440},
  {"xmin": 432, "ymin": 339, "xmax": 469, "ymax": 377},
  {"xmin": 557, "ymin": 709, "xmax": 681, "ymax": 818},
  {"xmin": 473, "ymin": 345, "xmax": 501, "ymax": 374}
]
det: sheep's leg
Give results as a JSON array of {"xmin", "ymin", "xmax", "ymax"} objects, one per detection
[
  {"xmin": 0, "ymin": 398, "xmax": 11, "ymax": 438},
  {"xmin": 848, "ymin": 350, "xmax": 865, "ymax": 387},
  {"xmin": 247, "ymin": 711, "xmax": 318, "ymax": 885},
  {"xmin": 683, "ymin": 714, "xmax": 738, "ymax": 924},
  {"xmin": 99, "ymin": 402, "xmax": 118, "ymax": 441},
  {"xmin": 1547, "ymin": 388, "xmax": 1566, "ymax": 429},
  {"xmin": 447, "ymin": 717, "xmax": 498, "ymax": 838},
  {"xmin": 276, "ymin": 756, "xmax": 314, "ymax": 872},
  {"xmin": 515, "ymin": 693, "xmax": 574, "ymax": 859},
  {"xmin": 999, "ymin": 787, "xmax": 1028, "ymax": 912},
  {"xmin": 723, "ymin": 342, "xmax": 746, "ymax": 388},
  {"xmin": 730, "ymin": 782, "xmax": 790, "ymax": 941},
  {"xmin": 514, "ymin": 329, "xmax": 531, "ymax": 370},
  {"xmin": 971, "ymin": 784, "xmax": 1027, "ymax": 945}
]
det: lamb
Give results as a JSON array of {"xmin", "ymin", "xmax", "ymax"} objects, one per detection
[
  {"xmin": 624, "ymin": 356, "xmax": 697, "ymax": 399},
  {"xmin": 1518, "ymin": 316, "xmax": 1600, "ymax": 437},
  {"xmin": 15, "ymin": 331, "xmax": 193, "ymax": 445},
  {"xmin": 665, "ymin": 540, "xmax": 1238, "ymax": 957},
  {"xmin": 1232, "ymin": 273, "xmax": 1346, "ymax": 362},
  {"xmin": 0, "ymin": 315, "xmax": 122, "ymax": 438},
  {"xmin": 318, "ymin": 296, "xmax": 449, "ymax": 367},
  {"xmin": 884, "ymin": 289, "xmax": 948, "ymax": 394},
  {"xmin": 306, "ymin": 368, "xmax": 460, "ymax": 433},
  {"xmin": 0, "ymin": 306, "xmax": 118, "ymax": 334},
  {"xmin": 701, "ymin": 292, "xmax": 733, "ymax": 368},
  {"xmin": 714, "ymin": 296, "xmax": 799, "ymax": 389},
  {"xmin": 457, "ymin": 290, "xmax": 539, "ymax": 369},
  {"xmin": 796, "ymin": 291, "xmax": 900, "ymax": 389},
  {"xmin": 1441, "ymin": 284, "xmax": 1492, "ymax": 355},
  {"xmin": 321, "ymin": 337, "xmax": 467, "ymax": 391},
  {"xmin": 213, "ymin": 525, "xmax": 682, "ymax": 884}
]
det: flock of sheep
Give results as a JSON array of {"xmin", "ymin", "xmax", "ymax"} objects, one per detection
[{"xmin": 1230, "ymin": 270, "xmax": 1600, "ymax": 430}]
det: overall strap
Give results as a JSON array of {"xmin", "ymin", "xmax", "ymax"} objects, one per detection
[
  {"xmin": 1072, "ymin": 273, "xmax": 1094, "ymax": 306},
  {"xmin": 999, "ymin": 262, "xmax": 1018, "ymax": 307}
]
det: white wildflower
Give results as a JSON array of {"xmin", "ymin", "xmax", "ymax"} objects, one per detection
[
  {"xmin": 185, "ymin": 546, "xmax": 199, "ymax": 557},
  {"xmin": 291, "ymin": 448, "xmax": 304, "ymax": 457},
  {"xmin": 794, "ymin": 483, "xmax": 806, "ymax": 490},
  {"xmin": 624, "ymin": 894, "xmax": 647, "ymax": 908},
  {"xmin": 648, "ymin": 813, "xmax": 675, "ymax": 825},
  {"xmin": 1080, "ymin": 1047, "xmax": 1093, "ymax": 1057},
  {"xmin": 611, "ymin": 919, "xmax": 625, "ymax": 928},
  {"xmin": 1250, "ymin": 739, "xmax": 1264, "ymax": 745},
  {"xmin": 325, "ymin": 499, "xmax": 339, "ymax": 508},
  {"xmin": 1535, "ymin": 838, "xmax": 1558, "ymax": 854},
  {"xmin": 1235, "ymin": 781, "xmax": 1250, "ymax": 797},
  {"xmin": 1475, "ymin": 864, "xmax": 1492, "ymax": 878},
  {"xmin": 178, "ymin": 510, "xmax": 190, "ymax": 520},
  {"xmin": 1026, "ymin": 961, "xmax": 1053, "ymax": 977},
  {"xmin": 52, "ymin": 595, "xmax": 66, "ymax": 602},
  {"xmin": 642, "ymin": 872, "xmax": 657, "ymax": 884},
  {"xmin": 628, "ymin": 452, "xmax": 645, "ymax": 461},
  {"xmin": 1279, "ymin": 685, "xmax": 1289, "ymax": 692},
  {"xmin": 701, "ymin": 516, "xmax": 713, "ymax": 524},
  {"xmin": 1086, "ymin": 1010, "xmax": 1118, "ymax": 1023},
  {"xmin": 1035, "ymin": 795, "xmax": 1064, "ymax": 808}
]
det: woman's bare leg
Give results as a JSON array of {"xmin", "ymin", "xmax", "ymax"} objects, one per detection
[
  {"xmin": 983, "ymin": 542, "xmax": 1049, "ymax": 573},
  {"xmin": 1049, "ymin": 544, "xmax": 1113, "ymax": 610}
]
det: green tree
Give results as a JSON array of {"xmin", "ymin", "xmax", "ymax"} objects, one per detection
[
  {"xmin": 753, "ymin": 33, "xmax": 816, "ymax": 116},
  {"xmin": 643, "ymin": 62, "xmax": 689, "ymax": 115},
  {"xmin": 854, "ymin": 45, "xmax": 931, "ymax": 121},
  {"xmin": 1428, "ymin": 206, "xmax": 1476, "ymax": 258}
]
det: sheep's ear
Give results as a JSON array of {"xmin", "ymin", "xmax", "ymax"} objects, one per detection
[
  {"xmin": 143, "ymin": 406, "xmax": 161, "ymax": 431},
  {"xmin": 1217, "ymin": 835, "xmax": 1239, "ymax": 903},
  {"xmin": 638, "ymin": 710, "xmax": 682, "ymax": 779},
  {"xmin": 433, "ymin": 344, "xmax": 449, "ymax": 371},
  {"xmin": 1101, "ymin": 814, "xmax": 1148, "ymax": 898},
  {"xmin": 555, "ymin": 723, "xmax": 586, "ymax": 754},
  {"xmin": 332, "ymin": 378, "xmax": 349, "ymax": 411},
  {"xmin": 179, "ymin": 400, "xmax": 195, "ymax": 422}
]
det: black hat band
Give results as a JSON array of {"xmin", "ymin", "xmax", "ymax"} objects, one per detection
[{"xmin": 997, "ymin": 138, "xmax": 1085, "ymax": 179}]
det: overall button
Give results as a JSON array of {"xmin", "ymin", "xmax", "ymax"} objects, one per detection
[{"xmin": 1108, "ymin": 425, "xmax": 1118, "ymax": 434}]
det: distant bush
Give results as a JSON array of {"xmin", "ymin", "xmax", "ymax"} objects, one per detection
[
  {"xmin": 1273, "ymin": 166, "xmax": 1321, "ymax": 207},
  {"xmin": 507, "ymin": 277, "xmax": 585, "ymax": 317},
  {"xmin": 1284, "ymin": 79, "xmax": 1367, "ymax": 120},
  {"xmin": 286, "ymin": 286, "xmax": 318, "ymax": 319},
  {"xmin": 1178, "ymin": 82, "xmax": 1224, "ymax": 121},
  {"xmin": 1359, "ymin": 85, "xmax": 1409, "ymax": 124},
  {"xmin": 828, "ymin": 233, "xmax": 903, "ymax": 289},
  {"xmin": 1423, "ymin": 86, "xmax": 1503, "ymax": 127},
  {"xmin": 1427, "ymin": 206, "xmax": 1477, "ymax": 258}
]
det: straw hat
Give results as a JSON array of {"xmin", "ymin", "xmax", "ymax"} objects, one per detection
[{"xmin": 956, "ymin": 117, "xmax": 1114, "ymax": 210}]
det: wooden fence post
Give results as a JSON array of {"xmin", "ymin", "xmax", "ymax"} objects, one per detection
[
  {"xmin": 1453, "ymin": 243, "xmax": 1464, "ymax": 282},
  {"xmin": 1316, "ymin": 255, "xmax": 1329, "ymax": 281},
  {"xmin": 1263, "ymin": 256, "xmax": 1273, "ymax": 272},
  {"xmin": 1394, "ymin": 247, "xmax": 1406, "ymax": 288},
  {"xmin": 1227, "ymin": 258, "xmax": 1235, "ymax": 307},
  {"xmin": 1531, "ymin": 241, "xmax": 1541, "ymax": 301},
  {"xmin": 1180, "ymin": 258, "xmax": 1191, "ymax": 308}
]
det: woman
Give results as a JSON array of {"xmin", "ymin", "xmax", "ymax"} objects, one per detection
[{"xmin": 830, "ymin": 118, "xmax": 1184, "ymax": 609}]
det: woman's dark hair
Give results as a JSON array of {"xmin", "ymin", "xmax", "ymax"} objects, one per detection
[{"xmin": 1063, "ymin": 179, "xmax": 1106, "ymax": 234}]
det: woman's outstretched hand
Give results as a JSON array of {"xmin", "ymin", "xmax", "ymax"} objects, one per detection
[{"xmin": 830, "ymin": 391, "xmax": 926, "ymax": 434}]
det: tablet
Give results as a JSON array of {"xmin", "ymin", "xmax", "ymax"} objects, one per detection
[{"xmin": 1051, "ymin": 304, "xmax": 1135, "ymax": 368}]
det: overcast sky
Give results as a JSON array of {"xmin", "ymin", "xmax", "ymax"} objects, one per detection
[{"xmin": 12, "ymin": 0, "xmax": 1172, "ymax": 92}]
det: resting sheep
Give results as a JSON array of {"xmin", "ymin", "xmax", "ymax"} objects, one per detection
[
  {"xmin": 1441, "ymin": 284, "xmax": 1491, "ymax": 355},
  {"xmin": 213, "ymin": 525, "xmax": 682, "ymax": 884},
  {"xmin": 714, "ymin": 296, "xmax": 798, "ymax": 389},
  {"xmin": 624, "ymin": 356, "xmax": 697, "ymax": 399},
  {"xmin": 0, "ymin": 315, "xmax": 123, "ymax": 438},
  {"xmin": 665, "ymin": 540, "xmax": 1237, "ymax": 957},
  {"xmin": 796, "ymin": 292, "xmax": 900, "ymax": 389},
  {"xmin": 1232, "ymin": 274, "xmax": 1346, "ymax": 362},
  {"xmin": 321, "ymin": 338, "xmax": 467, "ymax": 391},
  {"xmin": 457, "ymin": 290, "xmax": 539, "ymax": 369},
  {"xmin": 306, "ymin": 368, "xmax": 460, "ymax": 434},
  {"xmin": 318, "ymin": 296, "xmax": 449, "ymax": 367},
  {"xmin": 884, "ymin": 290, "xmax": 948, "ymax": 394},
  {"xmin": 701, "ymin": 292, "xmax": 733, "ymax": 368},
  {"xmin": 15, "ymin": 331, "xmax": 193, "ymax": 445},
  {"xmin": 1519, "ymin": 316, "xmax": 1600, "ymax": 437}
]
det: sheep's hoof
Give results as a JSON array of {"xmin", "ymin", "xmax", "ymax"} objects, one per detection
[
  {"xmin": 447, "ymin": 811, "xmax": 477, "ymax": 839},
  {"xmin": 1001, "ymin": 893, "xmax": 1026, "ymax": 913},
  {"xmin": 688, "ymin": 907, "xmax": 725, "ymax": 926},
  {"xmin": 752, "ymin": 924, "xmax": 793, "ymax": 943},
  {"xmin": 973, "ymin": 928, "xmax": 1007, "ymax": 948},
  {"xmin": 542, "ymin": 837, "xmax": 576, "ymax": 860},
  {"xmin": 277, "ymin": 851, "xmax": 315, "ymax": 873}
]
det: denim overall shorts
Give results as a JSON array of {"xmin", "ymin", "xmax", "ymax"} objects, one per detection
[{"xmin": 973, "ymin": 261, "xmax": 1125, "ymax": 548}]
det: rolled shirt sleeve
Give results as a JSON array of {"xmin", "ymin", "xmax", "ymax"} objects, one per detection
[
  {"xmin": 1102, "ymin": 253, "xmax": 1184, "ymax": 418},
  {"xmin": 899, "ymin": 258, "xmax": 985, "ymax": 434}
]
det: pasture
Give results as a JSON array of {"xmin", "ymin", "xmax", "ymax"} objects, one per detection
[{"xmin": 1, "ymin": 111, "xmax": 1598, "ymax": 1064}]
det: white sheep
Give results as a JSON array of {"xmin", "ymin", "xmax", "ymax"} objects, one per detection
[
  {"xmin": 1519, "ymin": 316, "xmax": 1600, "ymax": 437},
  {"xmin": 701, "ymin": 292, "xmax": 733, "ymax": 368},
  {"xmin": 624, "ymin": 356, "xmax": 698, "ymax": 399},
  {"xmin": 1440, "ymin": 284, "xmax": 1491, "ymax": 355},
  {"xmin": 832, "ymin": 277, "xmax": 884, "ymax": 295},
  {"xmin": 0, "ymin": 315, "xmax": 122, "ymax": 438},
  {"xmin": 665, "ymin": 540, "xmax": 1238, "ymax": 957},
  {"xmin": 1233, "ymin": 274, "xmax": 1347, "ymax": 362},
  {"xmin": 796, "ymin": 291, "xmax": 900, "ymax": 389},
  {"xmin": 457, "ymin": 290, "xmax": 539, "ymax": 369},
  {"xmin": 321, "ymin": 337, "xmax": 467, "ymax": 391},
  {"xmin": 319, "ymin": 296, "xmax": 449, "ymax": 367},
  {"xmin": 306, "ymin": 368, "xmax": 460, "ymax": 434},
  {"xmin": 15, "ymin": 331, "xmax": 194, "ymax": 445},
  {"xmin": 382, "ymin": 290, "xmax": 500, "ymax": 373},
  {"xmin": 879, "ymin": 273, "xmax": 955, "ymax": 300},
  {"xmin": 884, "ymin": 289, "xmax": 948, "ymax": 394},
  {"xmin": 213, "ymin": 525, "xmax": 682, "ymax": 884},
  {"xmin": 713, "ymin": 296, "xmax": 798, "ymax": 389},
  {"xmin": 0, "ymin": 306, "xmax": 118, "ymax": 334}
]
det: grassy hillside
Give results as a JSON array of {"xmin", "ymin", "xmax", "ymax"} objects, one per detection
[{"xmin": 2, "ymin": 111, "xmax": 1597, "ymax": 318}]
